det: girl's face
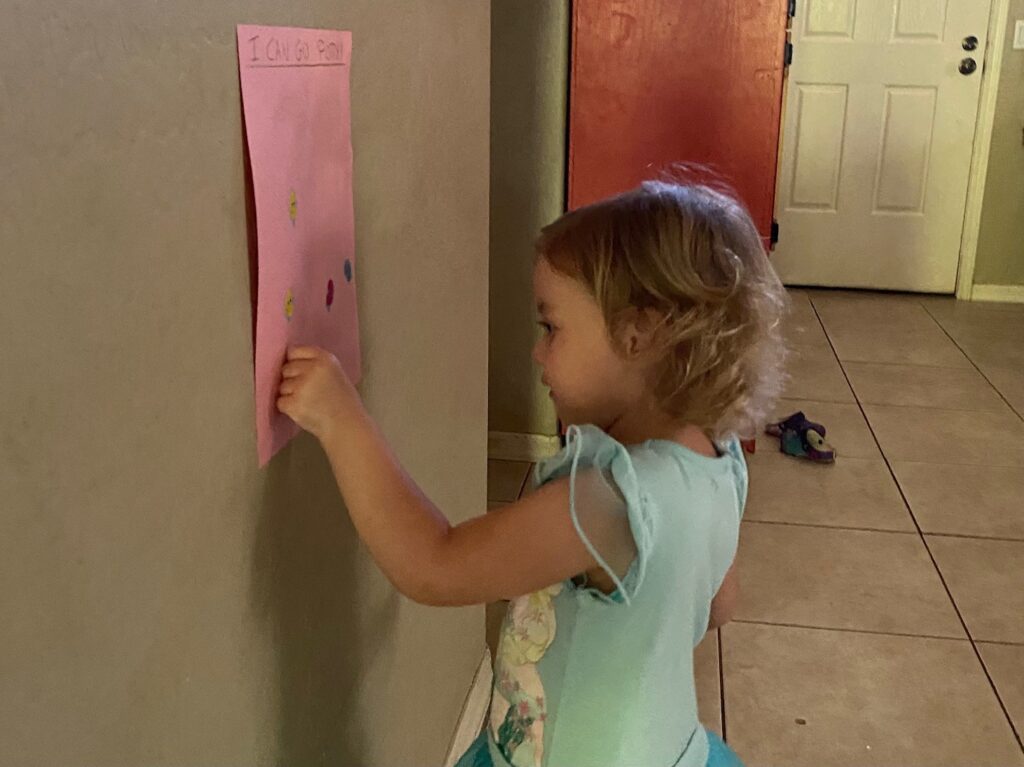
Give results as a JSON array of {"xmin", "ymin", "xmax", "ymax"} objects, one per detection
[{"xmin": 531, "ymin": 257, "xmax": 648, "ymax": 429}]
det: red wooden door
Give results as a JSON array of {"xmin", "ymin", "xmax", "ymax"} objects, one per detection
[{"xmin": 568, "ymin": 0, "xmax": 790, "ymax": 242}]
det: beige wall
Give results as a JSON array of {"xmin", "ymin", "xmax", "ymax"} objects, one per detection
[
  {"xmin": 974, "ymin": 0, "xmax": 1024, "ymax": 287},
  {"xmin": 0, "ymin": 2, "xmax": 488, "ymax": 765},
  {"xmin": 488, "ymin": 0, "xmax": 568, "ymax": 437}
]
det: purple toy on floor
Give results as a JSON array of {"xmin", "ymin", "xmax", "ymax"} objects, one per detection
[{"xmin": 765, "ymin": 411, "xmax": 836, "ymax": 463}]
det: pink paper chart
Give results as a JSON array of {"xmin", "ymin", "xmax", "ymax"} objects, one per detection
[{"xmin": 238, "ymin": 25, "xmax": 361, "ymax": 467}]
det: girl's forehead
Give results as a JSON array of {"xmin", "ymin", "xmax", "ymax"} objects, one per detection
[
  {"xmin": 533, "ymin": 258, "xmax": 582, "ymax": 305},
  {"xmin": 532, "ymin": 262, "xmax": 556, "ymax": 310}
]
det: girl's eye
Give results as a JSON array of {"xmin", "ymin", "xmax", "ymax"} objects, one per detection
[{"xmin": 537, "ymin": 321, "xmax": 554, "ymax": 334}]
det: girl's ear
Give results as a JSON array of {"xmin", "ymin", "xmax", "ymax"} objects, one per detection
[{"xmin": 618, "ymin": 307, "xmax": 666, "ymax": 359}]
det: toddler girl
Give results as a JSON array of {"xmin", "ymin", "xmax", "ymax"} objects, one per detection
[{"xmin": 277, "ymin": 180, "xmax": 787, "ymax": 767}]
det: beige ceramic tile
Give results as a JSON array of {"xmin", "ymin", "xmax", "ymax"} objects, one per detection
[
  {"xmin": 694, "ymin": 630, "xmax": 722, "ymax": 736},
  {"xmin": 806, "ymin": 289, "xmax": 927, "ymax": 304},
  {"xmin": 722, "ymin": 622, "xmax": 1024, "ymax": 767},
  {"xmin": 928, "ymin": 303, "xmax": 1024, "ymax": 345},
  {"xmin": 927, "ymin": 536, "xmax": 1024, "ymax": 644},
  {"xmin": 978, "ymin": 643, "xmax": 1024, "ymax": 742},
  {"xmin": 954, "ymin": 335, "xmax": 1024, "ymax": 372},
  {"xmin": 914, "ymin": 295, "xmax": 961, "ymax": 319},
  {"xmin": 813, "ymin": 294, "xmax": 940, "ymax": 332},
  {"xmin": 940, "ymin": 312, "xmax": 1021, "ymax": 332},
  {"xmin": 892, "ymin": 462, "xmax": 1024, "ymax": 539},
  {"xmin": 770, "ymin": 399, "xmax": 880, "ymax": 459},
  {"xmin": 863, "ymin": 405, "xmax": 1024, "ymax": 467},
  {"xmin": 781, "ymin": 346, "xmax": 855, "ymax": 403},
  {"xmin": 736, "ymin": 523, "xmax": 963, "ymax": 637},
  {"xmin": 845, "ymin": 362, "xmax": 1009, "ymax": 412},
  {"xmin": 746, "ymin": 450, "xmax": 914, "ymax": 531},
  {"xmin": 783, "ymin": 291, "xmax": 832, "ymax": 350},
  {"xmin": 922, "ymin": 296, "xmax": 1024, "ymax": 324},
  {"xmin": 809, "ymin": 297, "xmax": 972, "ymax": 368},
  {"xmin": 825, "ymin": 323, "xmax": 972, "ymax": 368},
  {"xmin": 486, "ymin": 460, "xmax": 531, "ymax": 502},
  {"xmin": 979, "ymin": 364, "xmax": 1024, "ymax": 413}
]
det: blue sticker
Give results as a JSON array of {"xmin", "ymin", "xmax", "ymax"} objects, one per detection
[{"xmin": 344, "ymin": 259, "xmax": 353, "ymax": 283}]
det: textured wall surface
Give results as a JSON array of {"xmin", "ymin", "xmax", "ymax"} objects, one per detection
[
  {"xmin": 974, "ymin": 0, "xmax": 1024, "ymax": 287},
  {"xmin": 0, "ymin": 2, "xmax": 489, "ymax": 764},
  {"xmin": 488, "ymin": 0, "xmax": 567, "ymax": 437}
]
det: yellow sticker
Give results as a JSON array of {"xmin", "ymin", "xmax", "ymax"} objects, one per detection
[
  {"xmin": 288, "ymin": 189, "xmax": 297, "ymax": 225},
  {"xmin": 284, "ymin": 289, "xmax": 294, "ymax": 321}
]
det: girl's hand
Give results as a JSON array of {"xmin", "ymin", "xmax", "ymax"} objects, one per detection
[{"xmin": 277, "ymin": 346, "xmax": 360, "ymax": 441}]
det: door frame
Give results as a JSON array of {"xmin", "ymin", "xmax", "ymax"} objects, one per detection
[{"xmin": 956, "ymin": 0, "xmax": 1011, "ymax": 299}]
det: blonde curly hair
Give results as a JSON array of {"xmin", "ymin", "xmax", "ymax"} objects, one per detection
[{"xmin": 535, "ymin": 179, "xmax": 789, "ymax": 440}]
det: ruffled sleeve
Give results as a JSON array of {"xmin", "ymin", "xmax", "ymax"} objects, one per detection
[
  {"xmin": 719, "ymin": 436, "xmax": 749, "ymax": 519},
  {"xmin": 531, "ymin": 424, "xmax": 653, "ymax": 606}
]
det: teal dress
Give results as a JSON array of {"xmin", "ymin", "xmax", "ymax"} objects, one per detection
[{"xmin": 455, "ymin": 423, "xmax": 747, "ymax": 767}]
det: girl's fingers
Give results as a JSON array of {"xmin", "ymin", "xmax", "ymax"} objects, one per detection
[
  {"xmin": 287, "ymin": 345, "xmax": 321, "ymax": 361},
  {"xmin": 281, "ymin": 360, "xmax": 311, "ymax": 378}
]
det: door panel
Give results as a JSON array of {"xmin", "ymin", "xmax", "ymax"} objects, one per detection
[
  {"xmin": 568, "ymin": 0, "xmax": 790, "ymax": 242},
  {"xmin": 773, "ymin": 0, "xmax": 992, "ymax": 292}
]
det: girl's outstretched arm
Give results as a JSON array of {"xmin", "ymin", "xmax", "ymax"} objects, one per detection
[{"xmin": 277, "ymin": 346, "xmax": 627, "ymax": 606}]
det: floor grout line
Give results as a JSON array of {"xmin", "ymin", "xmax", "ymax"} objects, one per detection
[
  {"xmin": 922, "ymin": 531, "xmax": 1024, "ymax": 544},
  {"xmin": 738, "ymin": 617, "xmax": 1024, "ymax": 650},
  {"xmin": 976, "ymin": 638, "xmax": 1024, "ymax": 648},
  {"xmin": 834, "ymin": 359, "xmax": 979, "ymax": 371},
  {"xmin": 486, "ymin": 463, "xmax": 534, "ymax": 505},
  {"xmin": 922, "ymin": 303, "xmax": 1024, "ymax": 422},
  {"xmin": 857, "ymin": 401, "xmax": 1014, "ymax": 415},
  {"xmin": 829, "ymin": 358, "xmax": 1010, "ymax": 371},
  {"xmin": 744, "ymin": 518, "xmax": 1024, "ymax": 543},
  {"xmin": 516, "ymin": 465, "xmax": 532, "ymax": 499},
  {"xmin": 733, "ymin": 618, "xmax": 971, "ymax": 643},
  {"xmin": 743, "ymin": 518, "xmax": 918, "ymax": 535},
  {"xmin": 809, "ymin": 293, "xmax": 1024, "ymax": 754},
  {"xmin": 779, "ymin": 395, "xmax": 1020, "ymax": 417},
  {"xmin": 890, "ymin": 457, "xmax": 1024, "ymax": 467}
]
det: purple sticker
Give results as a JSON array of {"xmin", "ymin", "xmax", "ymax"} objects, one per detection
[{"xmin": 326, "ymin": 279, "xmax": 335, "ymax": 310}]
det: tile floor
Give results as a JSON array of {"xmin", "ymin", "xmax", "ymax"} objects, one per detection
[{"xmin": 486, "ymin": 290, "xmax": 1024, "ymax": 766}]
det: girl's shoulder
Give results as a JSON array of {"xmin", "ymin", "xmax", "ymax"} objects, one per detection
[
  {"xmin": 533, "ymin": 423, "xmax": 745, "ymax": 493},
  {"xmin": 530, "ymin": 424, "xmax": 747, "ymax": 605}
]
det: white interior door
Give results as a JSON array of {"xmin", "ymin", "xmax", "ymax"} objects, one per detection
[{"xmin": 772, "ymin": 0, "xmax": 993, "ymax": 293}]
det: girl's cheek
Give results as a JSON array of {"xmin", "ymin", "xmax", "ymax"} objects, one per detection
[{"xmin": 532, "ymin": 336, "xmax": 548, "ymax": 365}]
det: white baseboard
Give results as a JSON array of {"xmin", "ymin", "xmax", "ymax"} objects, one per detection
[
  {"xmin": 443, "ymin": 648, "xmax": 493, "ymax": 767},
  {"xmin": 488, "ymin": 430, "xmax": 562, "ymax": 462},
  {"xmin": 970, "ymin": 284, "xmax": 1024, "ymax": 304}
]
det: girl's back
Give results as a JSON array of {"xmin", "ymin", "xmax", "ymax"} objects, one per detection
[{"xmin": 462, "ymin": 421, "xmax": 747, "ymax": 767}]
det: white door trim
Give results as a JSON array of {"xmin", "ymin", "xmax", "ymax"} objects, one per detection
[{"xmin": 956, "ymin": 0, "xmax": 1012, "ymax": 300}]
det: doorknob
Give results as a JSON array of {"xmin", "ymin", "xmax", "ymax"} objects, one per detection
[
  {"xmin": 962, "ymin": 35, "xmax": 979, "ymax": 51},
  {"xmin": 959, "ymin": 57, "xmax": 978, "ymax": 75}
]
